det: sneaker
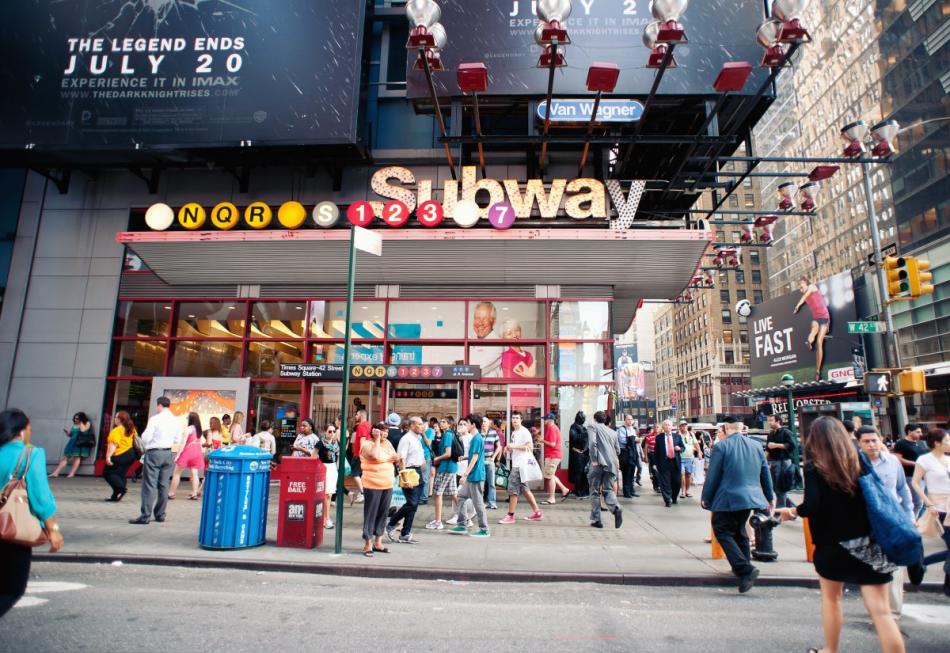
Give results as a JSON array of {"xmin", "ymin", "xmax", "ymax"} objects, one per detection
[
  {"xmin": 448, "ymin": 525, "xmax": 468, "ymax": 535},
  {"xmin": 355, "ymin": 493, "xmax": 364, "ymax": 504},
  {"xmin": 469, "ymin": 528, "xmax": 491, "ymax": 538},
  {"xmin": 498, "ymin": 514, "xmax": 516, "ymax": 525},
  {"xmin": 425, "ymin": 520, "xmax": 444, "ymax": 530},
  {"xmin": 446, "ymin": 515, "xmax": 459, "ymax": 526},
  {"xmin": 525, "ymin": 511, "xmax": 544, "ymax": 521},
  {"xmin": 487, "ymin": 503, "xmax": 498, "ymax": 510},
  {"xmin": 398, "ymin": 533, "xmax": 419, "ymax": 544},
  {"xmin": 386, "ymin": 526, "xmax": 398, "ymax": 542},
  {"xmin": 325, "ymin": 518, "xmax": 334, "ymax": 529}
]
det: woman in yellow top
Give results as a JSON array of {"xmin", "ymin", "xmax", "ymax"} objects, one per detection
[
  {"xmin": 103, "ymin": 411, "xmax": 138, "ymax": 502},
  {"xmin": 359, "ymin": 421, "xmax": 401, "ymax": 557}
]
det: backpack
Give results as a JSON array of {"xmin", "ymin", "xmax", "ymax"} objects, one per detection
[{"xmin": 449, "ymin": 433, "xmax": 464, "ymax": 462}]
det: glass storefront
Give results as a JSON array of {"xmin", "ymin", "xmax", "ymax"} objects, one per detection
[{"xmin": 106, "ymin": 298, "xmax": 614, "ymax": 438}]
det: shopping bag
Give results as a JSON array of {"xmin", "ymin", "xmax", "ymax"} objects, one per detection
[
  {"xmin": 494, "ymin": 462, "xmax": 510, "ymax": 490},
  {"xmin": 390, "ymin": 481, "xmax": 406, "ymax": 509},
  {"xmin": 692, "ymin": 457, "xmax": 705, "ymax": 484},
  {"xmin": 519, "ymin": 457, "xmax": 543, "ymax": 484}
]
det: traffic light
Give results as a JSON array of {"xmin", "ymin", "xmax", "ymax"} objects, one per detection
[
  {"xmin": 884, "ymin": 256, "xmax": 910, "ymax": 298},
  {"xmin": 898, "ymin": 369, "xmax": 927, "ymax": 394},
  {"xmin": 865, "ymin": 371, "xmax": 893, "ymax": 395},
  {"xmin": 907, "ymin": 257, "xmax": 934, "ymax": 298}
]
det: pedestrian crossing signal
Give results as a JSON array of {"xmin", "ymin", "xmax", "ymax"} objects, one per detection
[
  {"xmin": 897, "ymin": 370, "xmax": 927, "ymax": 395},
  {"xmin": 865, "ymin": 372, "xmax": 892, "ymax": 395}
]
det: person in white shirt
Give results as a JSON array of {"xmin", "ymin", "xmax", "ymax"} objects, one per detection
[
  {"xmin": 386, "ymin": 416, "xmax": 426, "ymax": 544},
  {"xmin": 909, "ymin": 428, "xmax": 950, "ymax": 597},
  {"xmin": 130, "ymin": 396, "xmax": 181, "ymax": 525},
  {"xmin": 254, "ymin": 421, "xmax": 277, "ymax": 457},
  {"xmin": 498, "ymin": 411, "xmax": 543, "ymax": 524}
]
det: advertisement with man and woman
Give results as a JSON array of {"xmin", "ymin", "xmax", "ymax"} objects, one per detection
[{"xmin": 469, "ymin": 301, "xmax": 543, "ymax": 379}]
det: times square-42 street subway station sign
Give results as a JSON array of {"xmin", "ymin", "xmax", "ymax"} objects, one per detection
[{"xmin": 144, "ymin": 166, "xmax": 648, "ymax": 232}]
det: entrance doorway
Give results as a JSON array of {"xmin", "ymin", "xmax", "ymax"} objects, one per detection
[
  {"xmin": 310, "ymin": 381, "xmax": 381, "ymax": 434},
  {"xmin": 471, "ymin": 383, "xmax": 544, "ymax": 455},
  {"xmin": 388, "ymin": 383, "xmax": 460, "ymax": 422}
]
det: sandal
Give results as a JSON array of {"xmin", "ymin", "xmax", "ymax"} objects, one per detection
[
  {"xmin": 541, "ymin": 499, "xmax": 556, "ymax": 505},
  {"xmin": 372, "ymin": 546, "xmax": 390, "ymax": 554},
  {"xmin": 167, "ymin": 494, "xmax": 176, "ymax": 500},
  {"xmin": 362, "ymin": 550, "xmax": 374, "ymax": 557},
  {"xmin": 189, "ymin": 495, "xmax": 199, "ymax": 500}
]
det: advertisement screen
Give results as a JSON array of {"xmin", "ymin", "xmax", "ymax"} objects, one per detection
[
  {"xmin": 749, "ymin": 272, "xmax": 859, "ymax": 388},
  {"xmin": 613, "ymin": 343, "xmax": 646, "ymax": 400},
  {"xmin": 408, "ymin": 0, "xmax": 768, "ymax": 97},
  {"xmin": 0, "ymin": 0, "xmax": 366, "ymax": 150}
]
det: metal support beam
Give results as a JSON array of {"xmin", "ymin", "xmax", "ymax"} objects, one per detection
[
  {"xmin": 34, "ymin": 168, "xmax": 71, "ymax": 194},
  {"xmin": 538, "ymin": 41, "xmax": 559, "ymax": 172},
  {"xmin": 577, "ymin": 91, "xmax": 603, "ymax": 176},
  {"xmin": 421, "ymin": 51, "xmax": 457, "ymax": 180},
  {"xmin": 472, "ymin": 93, "xmax": 487, "ymax": 178},
  {"xmin": 129, "ymin": 167, "xmax": 162, "ymax": 195}
]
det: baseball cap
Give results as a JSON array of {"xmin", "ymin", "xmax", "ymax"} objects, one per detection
[
  {"xmin": 387, "ymin": 412, "xmax": 401, "ymax": 426},
  {"xmin": 543, "ymin": 412, "xmax": 557, "ymax": 420},
  {"xmin": 678, "ymin": 419, "xmax": 688, "ymax": 425}
]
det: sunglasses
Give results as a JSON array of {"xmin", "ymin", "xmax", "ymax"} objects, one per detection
[{"xmin": 327, "ymin": 429, "xmax": 337, "ymax": 433}]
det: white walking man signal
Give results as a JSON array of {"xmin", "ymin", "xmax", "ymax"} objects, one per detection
[{"xmin": 876, "ymin": 375, "xmax": 889, "ymax": 393}]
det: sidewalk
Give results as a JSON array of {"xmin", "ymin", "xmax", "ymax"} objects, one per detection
[{"xmin": 39, "ymin": 478, "xmax": 945, "ymax": 588}]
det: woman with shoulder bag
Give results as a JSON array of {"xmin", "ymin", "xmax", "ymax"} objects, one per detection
[
  {"xmin": 777, "ymin": 416, "xmax": 904, "ymax": 653},
  {"xmin": 909, "ymin": 428, "xmax": 950, "ymax": 596},
  {"xmin": 0, "ymin": 408, "xmax": 64, "ymax": 619},
  {"xmin": 103, "ymin": 411, "xmax": 138, "ymax": 502},
  {"xmin": 50, "ymin": 412, "xmax": 95, "ymax": 478}
]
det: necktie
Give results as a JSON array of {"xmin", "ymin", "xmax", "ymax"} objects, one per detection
[{"xmin": 666, "ymin": 434, "xmax": 674, "ymax": 459}]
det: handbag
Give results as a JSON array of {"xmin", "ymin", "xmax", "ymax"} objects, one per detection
[
  {"xmin": 519, "ymin": 457, "xmax": 543, "ymax": 483},
  {"xmin": 857, "ymin": 452, "xmax": 923, "ymax": 566},
  {"xmin": 916, "ymin": 508, "xmax": 945, "ymax": 539},
  {"xmin": 840, "ymin": 535, "xmax": 897, "ymax": 574},
  {"xmin": 132, "ymin": 434, "xmax": 145, "ymax": 458},
  {"xmin": 0, "ymin": 447, "xmax": 50, "ymax": 547},
  {"xmin": 494, "ymin": 462, "xmax": 510, "ymax": 490},
  {"xmin": 76, "ymin": 428, "xmax": 96, "ymax": 449}
]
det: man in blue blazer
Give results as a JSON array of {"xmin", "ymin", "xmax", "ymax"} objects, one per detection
[
  {"xmin": 702, "ymin": 416, "xmax": 775, "ymax": 594},
  {"xmin": 653, "ymin": 420, "xmax": 685, "ymax": 507}
]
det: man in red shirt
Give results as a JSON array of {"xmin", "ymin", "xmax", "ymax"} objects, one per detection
[
  {"xmin": 348, "ymin": 409, "xmax": 371, "ymax": 505},
  {"xmin": 642, "ymin": 425, "xmax": 659, "ymax": 493},
  {"xmin": 541, "ymin": 413, "xmax": 569, "ymax": 504}
]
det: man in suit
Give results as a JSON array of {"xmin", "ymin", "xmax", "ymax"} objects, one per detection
[
  {"xmin": 653, "ymin": 420, "xmax": 684, "ymax": 507},
  {"xmin": 586, "ymin": 411, "xmax": 623, "ymax": 529},
  {"xmin": 701, "ymin": 416, "xmax": 774, "ymax": 594}
]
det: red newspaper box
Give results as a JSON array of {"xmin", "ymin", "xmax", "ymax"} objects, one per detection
[{"xmin": 276, "ymin": 457, "xmax": 326, "ymax": 548}]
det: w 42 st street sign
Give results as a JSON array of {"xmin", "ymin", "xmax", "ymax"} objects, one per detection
[{"xmin": 848, "ymin": 321, "xmax": 886, "ymax": 334}]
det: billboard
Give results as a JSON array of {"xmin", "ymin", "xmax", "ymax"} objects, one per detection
[
  {"xmin": 749, "ymin": 272, "xmax": 859, "ymax": 388},
  {"xmin": 0, "ymin": 0, "xmax": 366, "ymax": 151},
  {"xmin": 613, "ymin": 343, "xmax": 646, "ymax": 400},
  {"xmin": 408, "ymin": 0, "xmax": 769, "ymax": 97}
]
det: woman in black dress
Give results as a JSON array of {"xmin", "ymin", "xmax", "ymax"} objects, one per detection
[
  {"xmin": 567, "ymin": 411, "xmax": 589, "ymax": 499},
  {"xmin": 778, "ymin": 416, "xmax": 904, "ymax": 653}
]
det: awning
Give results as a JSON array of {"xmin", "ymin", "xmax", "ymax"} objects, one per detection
[{"xmin": 117, "ymin": 227, "xmax": 709, "ymax": 334}]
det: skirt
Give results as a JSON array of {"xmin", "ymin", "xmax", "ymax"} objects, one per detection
[
  {"xmin": 63, "ymin": 433, "xmax": 91, "ymax": 458},
  {"xmin": 176, "ymin": 442, "xmax": 206, "ymax": 470},
  {"xmin": 814, "ymin": 543, "xmax": 893, "ymax": 585},
  {"xmin": 324, "ymin": 461, "xmax": 339, "ymax": 496}
]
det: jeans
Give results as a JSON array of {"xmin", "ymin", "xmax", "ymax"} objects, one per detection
[
  {"xmin": 139, "ymin": 449, "xmax": 174, "ymax": 521},
  {"xmin": 420, "ymin": 456, "xmax": 431, "ymax": 502},
  {"xmin": 911, "ymin": 486, "xmax": 924, "ymax": 519},
  {"xmin": 388, "ymin": 468, "xmax": 422, "ymax": 537},
  {"xmin": 712, "ymin": 509, "xmax": 756, "ymax": 578},
  {"xmin": 457, "ymin": 480, "xmax": 488, "ymax": 530},
  {"xmin": 484, "ymin": 460, "xmax": 497, "ymax": 505},
  {"xmin": 922, "ymin": 511, "xmax": 950, "ymax": 575},
  {"xmin": 0, "ymin": 541, "xmax": 30, "ymax": 618},
  {"xmin": 768, "ymin": 459, "xmax": 792, "ymax": 508},
  {"xmin": 588, "ymin": 465, "xmax": 619, "ymax": 524}
]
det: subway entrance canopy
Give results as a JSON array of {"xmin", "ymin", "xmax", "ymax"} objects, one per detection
[{"xmin": 2, "ymin": 1, "xmax": 790, "ymax": 333}]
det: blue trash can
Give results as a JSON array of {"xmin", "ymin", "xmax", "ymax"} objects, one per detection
[{"xmin": 199, "ymin": 445, "xmax": 273, "ymax": 550}]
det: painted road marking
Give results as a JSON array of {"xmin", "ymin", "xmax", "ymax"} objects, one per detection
[
  {"xmin": 902, "ymin": 603, "xmax": 950, "ymax": 624},
  {"xmin": 14, "ymin": 581, "xmax": 88, "ymax": 609}
]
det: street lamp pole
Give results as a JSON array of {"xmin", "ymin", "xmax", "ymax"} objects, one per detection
[{"xmin": 860, "ymin": 161, "xmax": 908, "ymax": 431}]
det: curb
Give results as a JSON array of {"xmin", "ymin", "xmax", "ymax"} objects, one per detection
[{"xmin": 33, "ymin": 552, "xmax": 945, "ymax": 593}]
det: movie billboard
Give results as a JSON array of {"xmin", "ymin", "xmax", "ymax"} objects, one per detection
[
  {"xmin": 0, "ymin": 0, "xmax": 366, "ymax": 150},
  {"xmin": 749, "ymin": 272, "xmax": 859, "ymax": 388},
  {"xmin": 408, "ymin": 0, "xmax": 769, "ymax": 97}
]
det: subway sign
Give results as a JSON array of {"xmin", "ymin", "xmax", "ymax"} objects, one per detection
[{"xmin": 144, "ymin": 165, "xmax": 648, "ymax": 232}]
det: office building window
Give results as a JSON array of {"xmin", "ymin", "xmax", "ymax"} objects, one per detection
[
  {"xmin": 720, "ymin": 290, "xmax": 730, "ymax": 304},
  {"xmin": 721, "ymin": 309, "xmax": 732, "ymax": 324},
  {"xmin": 751, "ymin": 270, "xmax": 761, "ymax": 284}
]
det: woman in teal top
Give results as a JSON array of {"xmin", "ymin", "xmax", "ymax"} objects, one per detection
[{"xmin": 0, "ymin": 408, "xmax": 64, "ymax": 619}]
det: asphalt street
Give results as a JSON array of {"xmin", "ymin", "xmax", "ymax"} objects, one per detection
[{"xmin": 3, "ymin": 562, "xmax": 948, "ymax": 653}]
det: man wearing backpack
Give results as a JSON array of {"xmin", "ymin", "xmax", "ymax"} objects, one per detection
[{"xmin": 425, "ymin": 416, "xmax": 459, "ymax": 530}]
